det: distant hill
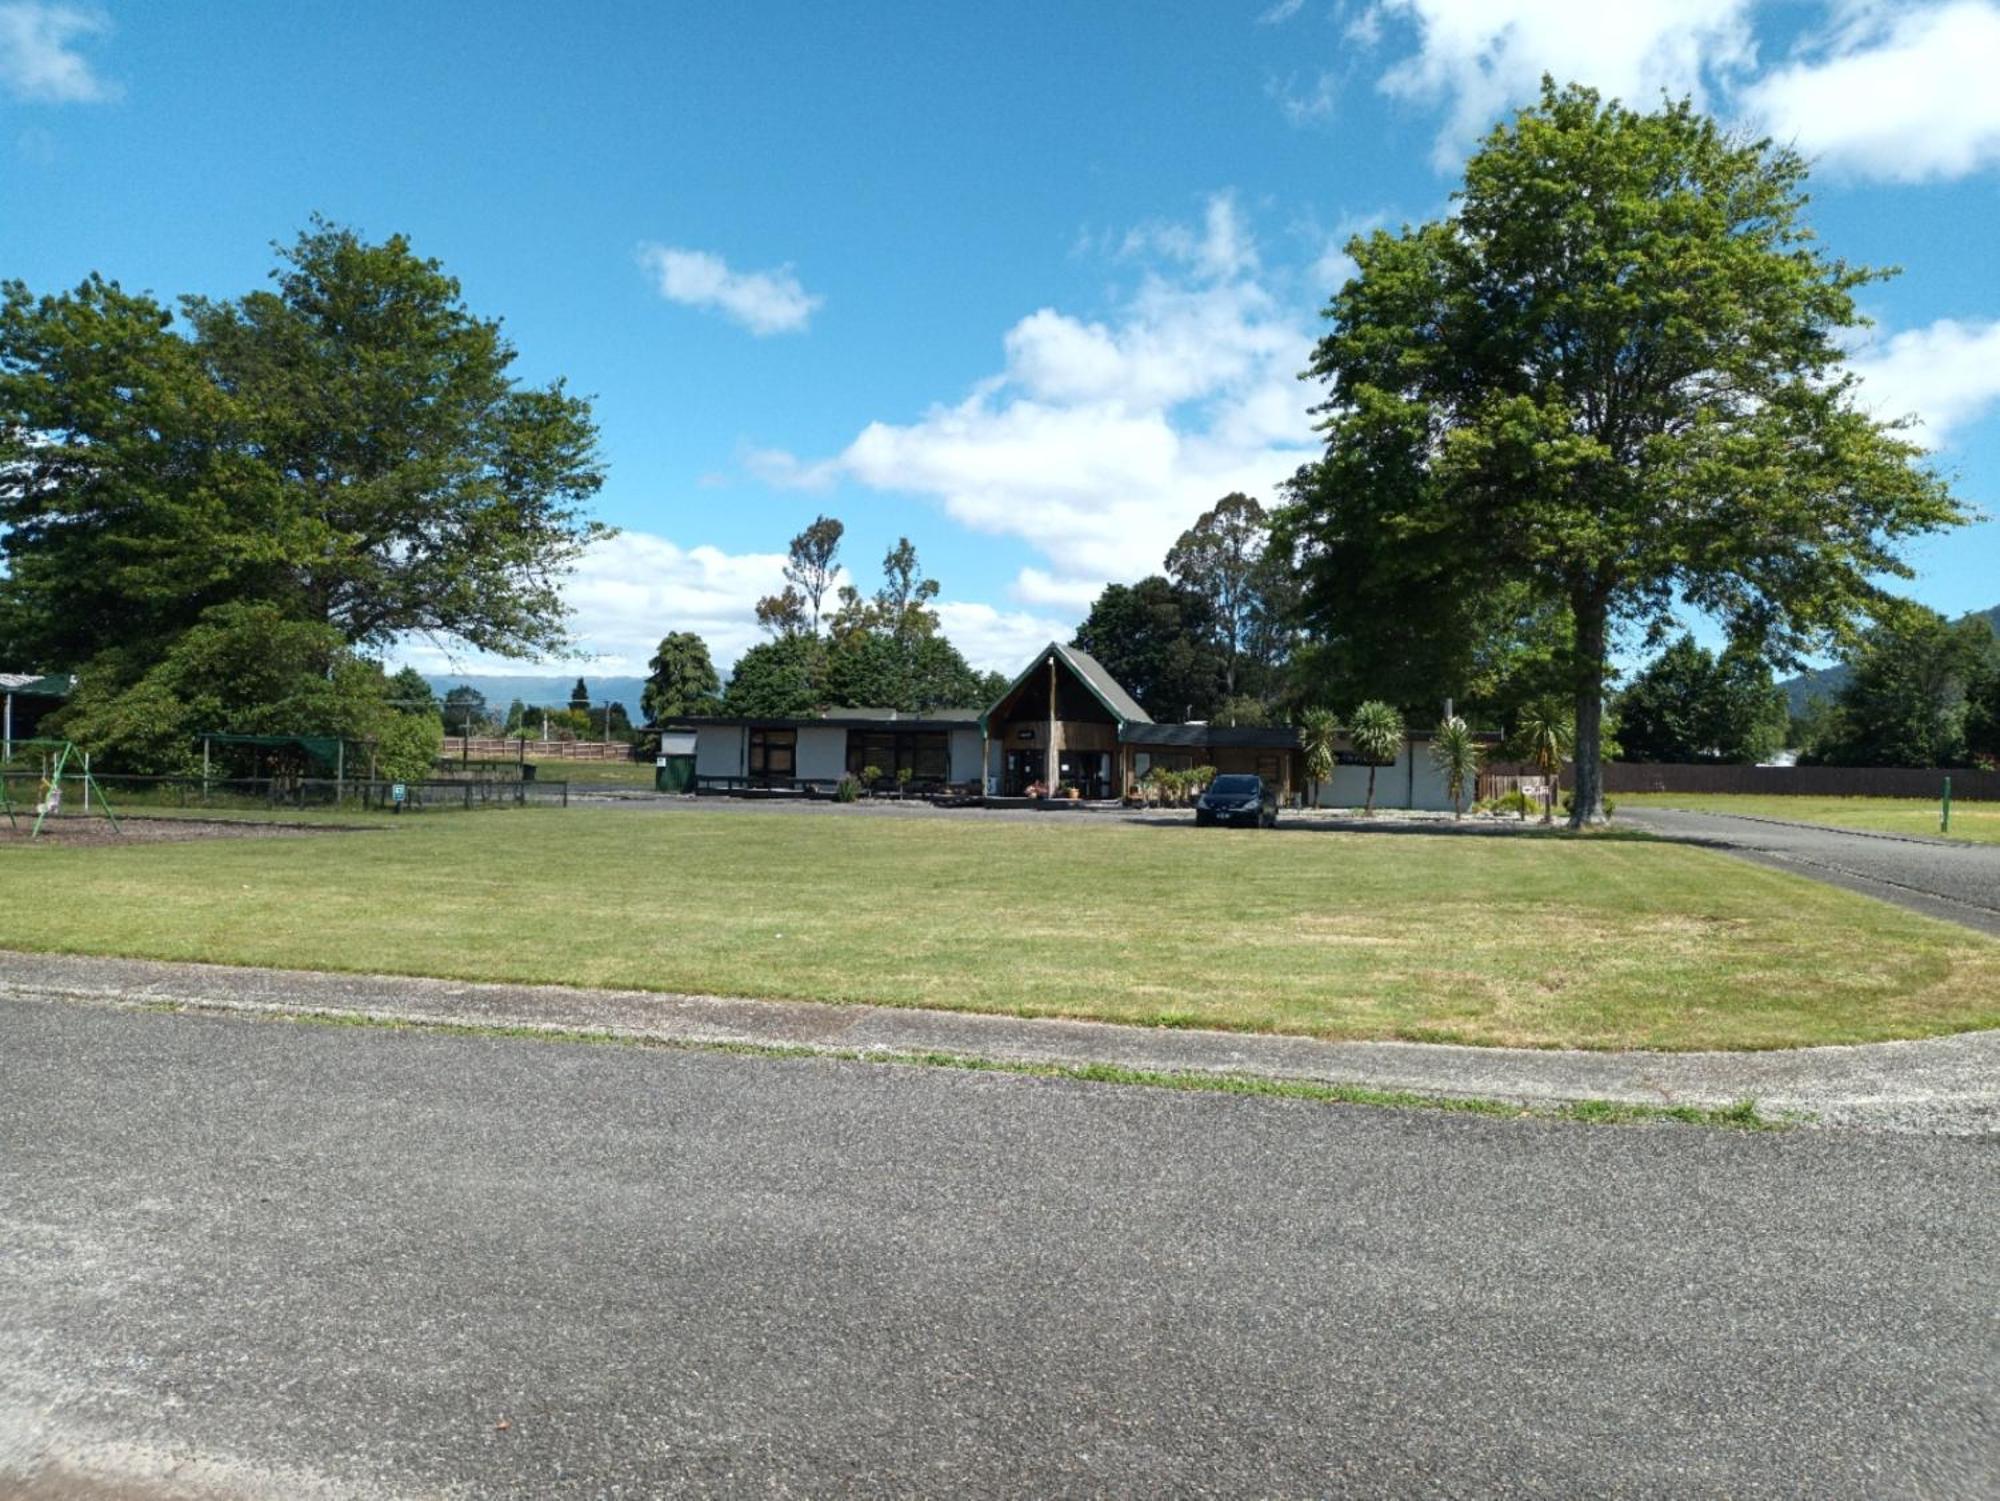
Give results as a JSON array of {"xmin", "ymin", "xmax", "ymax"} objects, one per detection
[
  {"xmin": 422, "ymin": 673, "xmax": 650, "ymax": 719},
  {"xmin": 1777, "ymin": 603, "xmax": 2000, "ymax": 715}
]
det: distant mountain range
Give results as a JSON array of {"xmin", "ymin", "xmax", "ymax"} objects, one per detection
[
  {"xmin": 1777, "ymin": 603, "xmax": 1999, "ymax": 715},
  {"xmin": 422, "ymin": 673, "xmax": 649, "ymax": 717}
]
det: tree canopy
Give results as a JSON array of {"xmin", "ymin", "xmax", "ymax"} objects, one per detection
[
  {"xmin": 642, "ymin": 632, "xmax": 722, "ymax": 722},
  {"xmin": 56, "ymin": 603, "xmax": 441, "ymax": 780},
  {"xmin": 1617, "ymin": 635, "xmax": 1788, "ymax": 764},
  {"xmin": 0, "ymin": 221, "xmax": 606, "ymax": 672},
  {"xmin": 1805, "ymin": 609, "xmax": 1999, "ymax": 768},
  {"xmin": 1279, "ymin": 82, "xmax": 1964, "ymax": 824},
  {"xmin": 1072, "ymin": 576, "xmax": 1225, "ymax": 721}
]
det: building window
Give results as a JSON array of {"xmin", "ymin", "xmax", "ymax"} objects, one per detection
[
  {"xmin": 846, "ymin": 730, "xmax": 951, "ymax": 783},
  {"xmin": 1134, "ymin": 751, "xmax": 1194, "ymax": 777},
  {"xmin": 749, "ymin": 728, "xmax": 796, "ymax": 780}
]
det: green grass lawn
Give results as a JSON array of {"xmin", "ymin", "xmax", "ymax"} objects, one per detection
[
  {"xmin": 4, "ymin": 806, "xmax": 1995, "ymax": 1051},
  {"xmin": 525, "ymin": 758, "xmax": 655, "ymax": 788},
  {"xmin": 1616, "ymin": 791, "xmax": 2000, "ymax": 844}
]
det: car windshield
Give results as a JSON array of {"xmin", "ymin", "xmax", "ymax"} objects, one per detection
[{"xmin": 1210, "ymin": 775, "xmax": 1261, "ymax": 794}]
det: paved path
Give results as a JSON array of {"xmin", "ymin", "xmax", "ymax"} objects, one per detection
[
  {"xmin": 1622, "ymin": 806, "xmax": 2000, "ymax": 936},
  {"xmin": 4, "ymin": 950, "xmax": 1995, "ymax": 1134},
  {"xmin": 3, "ymin": 1000, "xmax": 1994, "ymax": 1499}
]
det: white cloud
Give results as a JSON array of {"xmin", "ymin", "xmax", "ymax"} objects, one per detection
[
  {"xmin": 1259, "ymin": 0, "xmax": 1307, "ymax": 23},
  {"xmin": 1847, "ymin": 316, "xmax": 2000, "ymax": 447},
  {"xmin": 399, "ymin": 532, "xmax": 794, "ymax": 678},
  {"xmin": 757, "ymin": 198, "xmax": 1320, "ymax": 611},
  {"xmin": 637, "ymin": 244, "xmax": 822, "ymax": 336},
  {"xmin": 0, "ymin": 2, "xmax": 118, "ymax": 102},
  {"xmin": 1364, "ymin": 0, "xmax": 1757, "ymax": 166},
  {"xmin": 1741, "ymin": 1, "xmax": 2000, "ymax": 181},
  {"xmin": 1269, "ymin": 69, "xmax": 1341, "ymax": 126},
  {"xmin": 1118, "ymin": 191, "xmax": 1260, "ymax": 281},
  {"xmin": 1013, "ymin": 568, "xmax": 1109, "ymax": 610},
  {"xmin": 394, "ymin": 531, "xmax": 1061, "ymax": 680},
  {"xmin": 933, "ymin": 601, "xmax": 1077, "ymax": 674}
]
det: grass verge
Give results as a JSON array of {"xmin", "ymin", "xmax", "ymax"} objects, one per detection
[
  {"xmin": 7, "ymin": 805, "xmax": 1997, "ymax": 1050},
  {"xmin": 1616, "ymin": 791, "xmax": 2000, "ymax": 844}
]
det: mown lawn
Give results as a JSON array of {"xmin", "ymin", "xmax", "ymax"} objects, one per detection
[
  {"xmin": 525, "ymin": 758, "xmax": 655, "ymax": 788},
  {"xmin": 2, "ymin": 806, "xmax": 1995, "ymax": 1051},
  {"xmin": 1616, "ymin": 791, "xmax": 2000, "ymax": 844}
]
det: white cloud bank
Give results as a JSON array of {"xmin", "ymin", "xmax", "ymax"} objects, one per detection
[
  {"xmin": 0, "ymin": 2, "xmax": 118, "ymax": 102},
  {"xmin": 1848, "ymin": 316, "xmax": 2000, "ymax": 447},
  {"xmin": 753, "ymin": 193, "xmax": 1321, "ymax": 611},
  {"xmin": 395, "ymin": 531, "xmax": 1067, "ymax": 680},
  {"xmin": 1366, "ymin": 0, "xmax": 1757, "ymax": 167},
  {"xmin": 1741, "ymin": 1, "xmax": 2000, "ymax": 181},
  {"xmin": 637, "ymin": 244, "xmax": 822, "ymax": 336},
  {"xmin": 1354, "ymin": 0, "xmax": 2000, "ymax": 183}
]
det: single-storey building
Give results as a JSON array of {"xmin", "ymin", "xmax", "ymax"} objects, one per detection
[{"xmin": 665, "ymin": 642, "xmax": 1471, "ymax": 811}]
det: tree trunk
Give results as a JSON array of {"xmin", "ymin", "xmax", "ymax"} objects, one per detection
[
  {"xmin": 1365, "ymin": 764, "xmax": 1376, "ymax": 814},
  {"xmin": 1569, "ymin": 593, "xmax": 1611, "ymax": 829}
]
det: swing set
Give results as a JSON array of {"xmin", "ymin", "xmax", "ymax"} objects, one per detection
[{"xmin": 0, "ymin": 739, "xmax": 121, "ymax": 840}]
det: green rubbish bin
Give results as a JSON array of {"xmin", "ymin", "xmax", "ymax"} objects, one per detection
[{"xmin": 656, "ymin": 754, "xmax": 695, "ymax": 793}]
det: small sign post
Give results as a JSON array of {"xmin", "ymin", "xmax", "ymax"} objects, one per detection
[{"xmin": 391, "ymin": 782, "xmax": 407, "ymax": 815}]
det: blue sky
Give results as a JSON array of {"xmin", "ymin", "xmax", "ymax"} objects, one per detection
[{"xmin": 5, "ymin": 0, "xmax": 1997, "ymax": 678}]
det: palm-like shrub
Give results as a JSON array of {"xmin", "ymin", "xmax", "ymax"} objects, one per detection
[
  {"xmin": 1299, "ymin": 707, "xmax": 1338, "ymax": 808},
  {"xmin": 1348, "ymin": 700, "xmax": 1405, "ymax": 814},
  {"xmin": 1511, "ymin": 700, "xmax": 1573, "ymax": 823},
  {"xmin": 1429, "ymin": 715, "xmax": 1482, "ymax": 819}
]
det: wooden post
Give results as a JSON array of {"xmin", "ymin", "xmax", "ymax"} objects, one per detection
[{"xmin": 1047, "ymin": 656, "xmax": 1058, "ymax": 794}]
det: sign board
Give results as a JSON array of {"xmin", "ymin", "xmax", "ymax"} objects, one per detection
[{"xmin": 391, "ymin": 783, "xmax": 407, "ymax": 804}]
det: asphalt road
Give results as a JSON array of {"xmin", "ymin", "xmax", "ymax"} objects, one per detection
[
  {"xmin": 3, "ymin": 1000, "xmax": 1995, "ymax": 1499},
  {"xmin": 1621, "ymin": 806, "xmax": 2000, "ymax": 936}
]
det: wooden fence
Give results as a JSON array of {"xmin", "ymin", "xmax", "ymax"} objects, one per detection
[
  {"xmin": 441, "ymin": 737, "xmax": 638, "ymax": 762},
  {"xmin": 1480, "ymin": 760, "xmax": 1998, "ymax": 801},
  {"xmin": 1599, "ymin": 762, "xmax": 1999, "ymax": 800}
]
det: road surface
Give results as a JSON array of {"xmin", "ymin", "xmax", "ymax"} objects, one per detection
[{"xmin": 3, "ymin": 998, "xmax": 1994, "ymax": 1498}]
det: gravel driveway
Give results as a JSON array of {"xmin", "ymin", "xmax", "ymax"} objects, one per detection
[{"xmin": 1621, "ymin": 806, "xmax": 2000, "ymax": 937}]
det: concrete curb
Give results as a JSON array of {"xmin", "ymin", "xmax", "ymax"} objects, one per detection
[{"xmin": 2, "ymin": 950, "xmax": 1994, "ymax": 1136}]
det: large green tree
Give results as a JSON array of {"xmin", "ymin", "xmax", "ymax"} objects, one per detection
[
  {"xmin": 1281, "ymin": 83, "xmax": 1964, "ymax": 825},
  {"xmin": 54, "ymin": 603, "xmax": 441, "ymax": 780},
  {"xmin": 1166, "ymin": 493, "xmax": 1280, "ymax": 699},
  {"xmin": 722, "ymin": 634, "xmax": 827, "ymax": 718},
  {"xmin": 1618, "ymin": 635, "xmax": 1789, "ymax": 764},
  {"xmin": 1810, "ymin": 609, "xmax": 1998, "ymax": 768},
  {"xmin": 1071, "ymin": 576, "xmax": 1225, "ymax": 721},
  {"xmin": 641, "ymin": 632, "xmax": 722, "ymax": 722},
  {"xmin": 0, "ymin": 220, "xmax": 606, "ymax": 675}
]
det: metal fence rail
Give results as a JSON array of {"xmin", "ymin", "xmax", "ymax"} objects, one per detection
[{"xmin": 1, "ymin": 772, "xmax": 571, "ymax": 815}]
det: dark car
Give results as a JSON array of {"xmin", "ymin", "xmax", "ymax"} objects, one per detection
[{"xmin": 1194, "ymin": 773, "xmax": 1278, "ymax": 828}]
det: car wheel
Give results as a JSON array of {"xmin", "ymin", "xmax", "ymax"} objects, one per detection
[{"xmin": 1196, "ymin": 811, "xmax": 1213, "ymax": 827}]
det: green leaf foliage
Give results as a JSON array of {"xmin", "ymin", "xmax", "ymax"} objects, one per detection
[
  {"xmin": 1280, "ymin": 82, "xmax": 1965, "ymax": 826},
  {"xmin": 1808, "ymin": 608, "xmax": 1999, "ymax": 768},
  {"xmin": 1072, "ymin": 576, "xmax": 1225, "ymax": 721},
  {"xmin": 641, "ymin": 632, "xmax": 722, "ymax": 722},
  {"xmin": 54, "ymin": 603, "xmax": 442, "ymax": 780},
  {"xmin": 1617, "ymin": 635, "xmax": 1789, "ymax": 764},
  {"xmin": 0, "ymin": 219, "xmax": 607, "ymax": 675}
]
